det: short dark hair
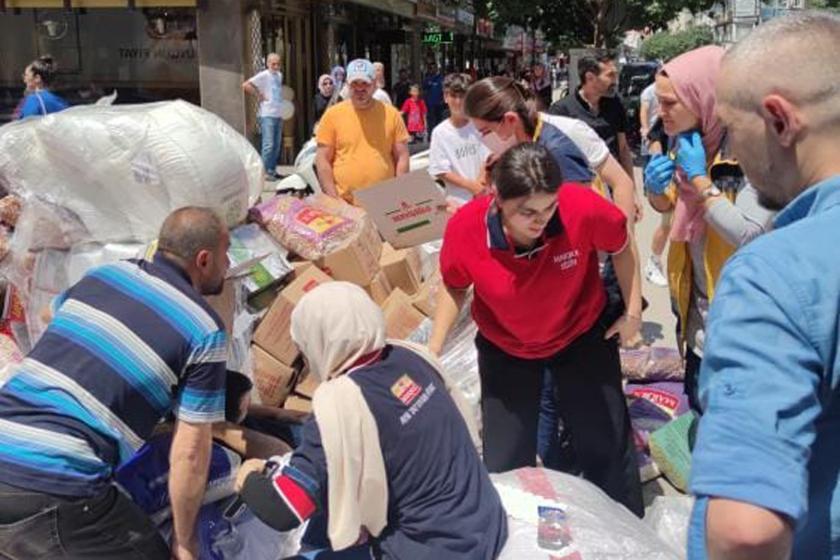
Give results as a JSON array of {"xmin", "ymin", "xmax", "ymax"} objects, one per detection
[
  {"xmin": 158, "ymin": 206, "xmax": 225, "ymax": 262},
  {"xmin": 492, "ymin": 143, "xmax": 563, "ymax": 201},
  {"xmin": 443, "ymin": 73, "xmax": 471, "ymax": 94},
  {"xmin": 578, "ymin": 53, "xmax": 615, "ymax": 83}
]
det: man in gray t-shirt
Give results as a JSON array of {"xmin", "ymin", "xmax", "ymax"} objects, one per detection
[{"xmin": 639, "ymin": 83, "xmax": 659, "ymax": 160}]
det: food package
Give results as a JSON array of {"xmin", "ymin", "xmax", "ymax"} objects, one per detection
[
  {"xmin": 0, "ymin": 100, "xmax": 261, "ymax": 245},
  {"xmin": 252, "ymin": 266, "xmax": 332, "ymax": 365},
  {"xmin": 316, "ymin": 217, "xmax": 382, "ymax": 286},
  {"xmin": 621, "ymin": 346, "xmax": 685, "ymax": 382},
  {"xmin": 494, "ymin": 468, "xmax": 681, "ymax": 559},
  {"xmin": 625, "ymin": 381, "xmax": 690, "ymax": 434},
  {"xmin": 251, "ymin": 195, "xmax": 358, "ymax": 260},
  {"xmin": 380, "ymin": 242, "xmax": 422, "ymax": 295},
  {"xmin": 0, "ymin": 196, "xmax": 21, "ymax": 227},
  {"xmin": 227, "ymin": 224, "xmax": 293, "ymax": 296},
  {"xmin": 649, "ymin": 412, "xmax": 696, "ymax": 493}
]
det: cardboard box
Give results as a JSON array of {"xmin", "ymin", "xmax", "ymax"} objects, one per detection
[
  {"xmin": 354, "ymin": 170, "xmax": 449, "ymax": 248},
  {"xmin": 252, "ymin": 266, "xmax": 333, "ymax": 365},
  {"xmin": 290, "ymin": 260, "xmax": 314, "ymax": 278},
  {"xmin": 411, "ymin": 268, "xmax": 440, "ymax": 317},
  {"xmin": 283, "ymin": 395, "xmax": 313, "ymax": 414},
  {"xmin": 380, "ymin": 243, "xmax": 422, "ymax": 295},
  {"xmin": 316, "ymin": 217, "xmax": 383, "ymax": 286},
  {"xmin": 363, "ymin": 270, "xmax": 393, "ymax": 305},
  {"xmin": 252, "ymin": 345, "xmax": 298, "ymax": 407},
  {"xmin": 382, "ymin": 288, "xmax": 426, "ymax": 339},
  {"xmin": 293, "ymin": 369, "xmax": 321, "ymax": 399}
]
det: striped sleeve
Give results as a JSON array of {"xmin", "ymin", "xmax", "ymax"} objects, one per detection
[{"xmin": 175, "ymin": 329, "xmax": 227, "ymax": 424}]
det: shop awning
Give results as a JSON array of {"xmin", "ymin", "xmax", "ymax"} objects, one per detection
[
  {"xmin": 2, "ymin": 0, "xmax": 196, "ymax": 7},
  {"xmin": 347, "ymin": 0, "xmax": 414, "ymax": 19}
]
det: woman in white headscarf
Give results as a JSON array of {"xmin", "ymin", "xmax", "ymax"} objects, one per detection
[{"xmin": 236, "ymin": 282, "xmax": 507, "ymax": 560}]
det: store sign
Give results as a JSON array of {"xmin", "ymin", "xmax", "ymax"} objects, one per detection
[{"xmin": 422, "ymin": 31, "xmax": 454, "ymax": 44}]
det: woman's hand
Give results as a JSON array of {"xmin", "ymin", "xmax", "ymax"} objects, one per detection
[
  {"xmin": 235, "ymin": 458, "xmax": 267, "ymax": 492},
  {"xmin": 676, "ymin": 131, "xmax": 707, "ymax": 180},
  {"xmin": 605, "ymin": 313, "xmax": 643, "ymax": 348},
  {"xmin": 643, "ymin": 154, "xmax": 676, "ymax": 195}
]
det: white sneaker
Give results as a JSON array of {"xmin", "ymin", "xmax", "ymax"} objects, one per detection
[{"xmin": 645, "ymin": 255, "xmax": 668, "ymax": 287}]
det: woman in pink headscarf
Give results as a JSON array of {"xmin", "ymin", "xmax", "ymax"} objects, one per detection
[{"xmin": 642, "ymin": 45, "xmax": 775, "ymax": 412}]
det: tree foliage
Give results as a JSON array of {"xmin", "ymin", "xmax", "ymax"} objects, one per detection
[
  {"xmin": 639, "ymin": 26, "xmax": 714, "ymax": 62},
  {"xmin": 486, "ymin": 0, "xmax": 716, "ymax": 48}
]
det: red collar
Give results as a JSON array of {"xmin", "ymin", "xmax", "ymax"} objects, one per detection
[{"xmin": 346, "ymin": 348, "xmax": 385, "ymax": 372}]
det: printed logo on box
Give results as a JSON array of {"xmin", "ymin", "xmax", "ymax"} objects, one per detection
[
  {"xmin": 391, "ymin": 374, "xmax": 422, "ymax": 406},
  {"xmin": 385, "ymin": 200, "xmax": 434, "ymax": 234}
]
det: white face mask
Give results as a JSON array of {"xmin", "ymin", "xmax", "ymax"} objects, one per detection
[{"xmin": 481, "ymin": 130, "xmax": 518, "ymax": 156}]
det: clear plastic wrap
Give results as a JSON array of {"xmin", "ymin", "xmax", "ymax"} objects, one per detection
[
  {"xmin": 644, "ymin": 496, "xmax": 694, "ymax": 559},
  {"xmin": 494, "ymin": 467, "xmax": 681, "ymax": 559},
  {"xmin": 0, "ymin": 100, "xmax": 261, "ymax": 245}
]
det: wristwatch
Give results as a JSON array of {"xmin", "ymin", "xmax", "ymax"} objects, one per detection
[{"xmin": 701, "ymin": 184, "xmax": 722, "ymax": 199}]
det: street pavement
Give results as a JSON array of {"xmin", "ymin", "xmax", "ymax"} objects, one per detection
[{"xmin": 634, "ymin": 166, "xmax": 678, "ymax": 351}]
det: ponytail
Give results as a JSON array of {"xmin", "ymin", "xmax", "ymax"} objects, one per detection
[{"xmin": 463, "ymin": 77, "xmax": 540, "ymax": 136}]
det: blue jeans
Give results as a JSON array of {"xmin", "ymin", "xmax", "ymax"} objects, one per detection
[
  {"xmin": 537, "ymin": 370, "xmax": 563, "ymax": 468},
  {"xmin": 260, "ymin": 116, "xmax": 282, "ymax": 177}
]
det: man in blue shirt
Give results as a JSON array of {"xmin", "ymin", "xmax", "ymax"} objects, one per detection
[
  {"xmin": 422, "ymin": 61, "xmax": 445, "ymax": 137},
  {"xmin": 689, "ymin": 12, "xmax": 840, "ymax": 559},
  {"xmin": 0, "ymin": 207, "xmax": 230, "ymax": 560}
]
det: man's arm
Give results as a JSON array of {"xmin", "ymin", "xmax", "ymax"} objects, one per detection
[
  {"xmin": 242, "ymin": 80, "xmax": 264, "ymax": 101},
  {"xmin": 169, "ymin": 420, "xmax": 213, "ymax": 560},
  {"xmin": 596, "ymin": 154, "xmax": 638, "ymax": 224},
  {"xmin": 617, "ymin": 133, "xmax": 635, "ymax": 183},
  {"xmin": 315, "ymin": 143, "xmax": 338, "ymax": 198},
  {"xmin": 706, "ymin": 499, "xmax": 793, "ymax": 560},
  {"xmin": 639, "ymin": 103, "xmax": 650, "ymax": 142},
  {"xmin": 393, "ymin": 141, "xmax": 410, "ymax": 176}
]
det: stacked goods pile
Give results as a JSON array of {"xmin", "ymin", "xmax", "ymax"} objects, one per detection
[{"xmin": 0, "ymin": 100, "xmax": 263, "ymax": 352}]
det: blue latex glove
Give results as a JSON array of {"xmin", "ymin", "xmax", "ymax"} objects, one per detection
[
  {"xmin": 677, "ymin": 131, "xmax": 707, "ymax": 180},
  {"xmin": 644, "ymin": 154, "xmax": 676, "ymax": 195}
]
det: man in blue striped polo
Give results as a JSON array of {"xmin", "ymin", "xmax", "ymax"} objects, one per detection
[{"xmin": 0, "ymin": 207, "xmax": 230, "ymax": 560}]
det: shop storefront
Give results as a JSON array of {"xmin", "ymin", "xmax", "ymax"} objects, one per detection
[{"xmin": 0, "ymin": 2, "xmax": 200, "ymax": 122}]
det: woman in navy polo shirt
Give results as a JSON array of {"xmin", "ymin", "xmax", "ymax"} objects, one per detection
[{"xmin": 429, "ymin": 143, "xmax": 644, "ymax": 516}]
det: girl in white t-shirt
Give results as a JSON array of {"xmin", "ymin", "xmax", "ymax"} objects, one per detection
[{"xmin": 428, "ymin": 74, "xmax": 491, "ymax": 207}]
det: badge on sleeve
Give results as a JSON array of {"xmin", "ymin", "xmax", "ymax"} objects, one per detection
[{"xmin": 391, "ymin": 374, "xmax": 422, "ymax": 406}]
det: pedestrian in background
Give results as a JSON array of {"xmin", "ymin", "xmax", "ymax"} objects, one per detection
[
  {"xmin": 313, "ymin": 74, "xmax": 334, "ymax": 128},
  {"xmin": 530, "ymin": 62, "xmax": 553, "ymax": 110},
  {"xmin": 400, "ymin": 84, "xmax": 427, "ymax": 144},
  {"xmin": 242, "ymin": 53, "xmax": 286, "ymax": 180},
  {"xmin": 689, "ymin": 12, "xmax": 840, "ymax": 559},
  {"xmin": 639, "ymin": 80, "xmax": 670, "ymax": 288},
  {"xmin": 330, "ymin": 65, "xmax": 346, "ymax": 103},
  {"xmin": 643, "ymin": 45, "xmax": 774, "ymax": 412},
  {"xmin": 392, "ymin": 68, "xmax": 411, "ymax": 111},
  {"xmin": 428, "ymin": 73, "xmax": 490, "ymax": 206},
  {"xmin": 423, "ymin": 61, "xmax": 446, "ymax": 134},
  {"xmin": 315, "ymin": 59, "xmax": 409, "ymax": 205},
  {"xmin": 550, "ymin": 54, "xmax": 635, "ymax": 181},
  {"xmin": 372, "ymin": 62, "xmax": 393, "ymax": 105},
  {"xmin": 18, "ymin": 55, "xmax": 68, "ymax": 119}
]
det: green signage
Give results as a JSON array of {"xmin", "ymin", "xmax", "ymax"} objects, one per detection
[{"xmin": 422, "ymin": 31, "xmax": 454, "ymax": 45}]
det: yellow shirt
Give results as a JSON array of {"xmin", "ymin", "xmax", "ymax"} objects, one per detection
[{"xmin": 316, "ymin": 99, "xmax": 409, "ymax": 203}]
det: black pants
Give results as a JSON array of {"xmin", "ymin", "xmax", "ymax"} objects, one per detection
[
  {"xmin": 684, "ymin": 348, "xmax": 703, "ymax": 415},
  {"xmin": 0, "ymin": 482, "xmax": 169, "ymax": 559},
  {"xmin": 476, "ymin": 322, "xmax": 644, "ymax": 517}
]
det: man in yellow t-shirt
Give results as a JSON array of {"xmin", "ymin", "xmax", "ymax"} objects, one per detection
[{"xmin": 315, "ymin": 58, "xmax": 410, "ymax": 204}]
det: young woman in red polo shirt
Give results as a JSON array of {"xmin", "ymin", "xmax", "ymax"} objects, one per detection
[{"xmin": 429, "ymin": 142, "xmax": 644, "ymax": 516}]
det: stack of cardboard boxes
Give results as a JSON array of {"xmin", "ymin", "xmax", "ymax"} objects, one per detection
[{"xmin": 227, "ymin": 202, "xmax": 441, "ymax": 415}]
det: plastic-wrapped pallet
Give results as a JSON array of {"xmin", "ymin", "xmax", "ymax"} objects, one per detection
[
  {"xmin": 0, "ymin": 100, "xmax": 261, "ymax": 247},
  {"xmin": 493, "ymin": 467, "xmax": 681, "ymax": 559}
]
